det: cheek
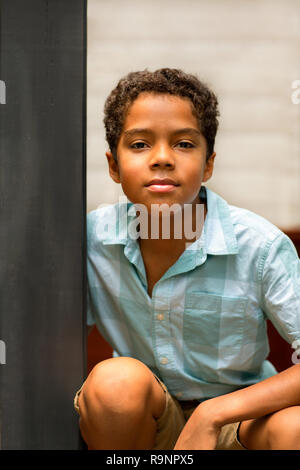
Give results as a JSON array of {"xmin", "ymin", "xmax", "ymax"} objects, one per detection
[
  {"xmin": 119, "ymin": 167, "xmax": 138, "ymax": 185},
  {"xmin": 117, "ymin": 157, "xmax": 135, "ymax": 178},
  {"xmin": 117, "ymin": 165, "xmax": 142, "ymax": 197},
  {"xmin": 186, "ymin": 165, "xmax": 204, "ymax": 186}
]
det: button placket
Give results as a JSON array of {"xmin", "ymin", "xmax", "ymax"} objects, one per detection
[{"xmin": 152, "ymin": 280, "xmax": 175, "ymax": 376}]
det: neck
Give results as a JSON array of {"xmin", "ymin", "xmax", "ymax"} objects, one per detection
[{"xmin": 137, "ymin": 198, "xmax": 207, "ymax": 253}]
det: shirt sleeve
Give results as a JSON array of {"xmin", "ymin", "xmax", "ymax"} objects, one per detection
[{"xmin": 261, "ymin": 232, "xmax": 300, "ymax": 347}]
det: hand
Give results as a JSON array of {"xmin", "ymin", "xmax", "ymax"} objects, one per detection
[{"xmin": 173, "ymin": 400, "xmax": 222, "ymax": 450}]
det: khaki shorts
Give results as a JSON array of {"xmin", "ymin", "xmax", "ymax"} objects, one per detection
[{"xmin": 74, "ymin": 375, "xmax": 247, "ymax": 450}]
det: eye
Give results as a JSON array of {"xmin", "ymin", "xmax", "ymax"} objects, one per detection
[
  {"xmin": 130, "ymin": 141, "xmax": 148, "ymax": 149},
  {"xmin": 176, "ymin": 141, "xmax": 195, "ymax": 149}
]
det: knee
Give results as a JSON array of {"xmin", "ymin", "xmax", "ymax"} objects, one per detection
[
  {"xmin": 267, "ymin": 407, "xmax": 300, "ymax": 450},
  {"xmin": 79, "ymin": 357, "xmax": 154, "ymax": 416}
]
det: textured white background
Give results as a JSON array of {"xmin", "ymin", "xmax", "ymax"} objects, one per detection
[{"xmin": 87, "ymin": 0, "xmax": 300, "ymax": 229}]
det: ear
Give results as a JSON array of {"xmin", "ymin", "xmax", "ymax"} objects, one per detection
[
  {"xmin": 202, "ymin": 152, "xmax": 216, "ymax": 183},
  {"xmin": 106, "ymin": 151, "xmax": 121, "ymax": 184}
]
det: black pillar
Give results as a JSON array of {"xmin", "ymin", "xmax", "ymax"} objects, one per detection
[{"xmin": 0, "ymin": 0, "xmax": 87, "ymax": 449}]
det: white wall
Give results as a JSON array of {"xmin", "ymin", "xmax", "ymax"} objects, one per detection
[{"xmin": 87, "ymin": 0, "xmax": 300, "ymax": 229}]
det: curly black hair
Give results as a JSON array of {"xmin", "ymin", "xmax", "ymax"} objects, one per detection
[{"xmin": 103, "ymin": 68, "xmax": 220, "ymax": 161}]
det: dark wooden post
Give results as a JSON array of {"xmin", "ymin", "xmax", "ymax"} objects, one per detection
[{"xmin": 0, "ymin": 0, "xmax": 87, "ymax": 449}]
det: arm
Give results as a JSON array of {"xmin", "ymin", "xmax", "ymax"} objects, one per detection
[
  {"xmin": 175, "ymin": 233, "xmax": 300, "ymax": 450},
  {"xmin": 174, "ymin": 363, "xmax": 300, "ymax": 450}
]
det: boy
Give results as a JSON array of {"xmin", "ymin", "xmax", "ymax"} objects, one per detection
[{"xmin": 75, "ymin": 68, "xmax": 300, "ymax": 450}]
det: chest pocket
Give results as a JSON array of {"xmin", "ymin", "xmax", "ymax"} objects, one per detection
[{"xmin": 183, "ymin": 292, "xmax": 247, "ymax": 381}]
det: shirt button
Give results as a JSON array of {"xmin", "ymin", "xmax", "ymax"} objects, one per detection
[
  {"xmin": 157, "ymin": 313, "xmax": 164, "ymax": 321},
  {"xmin": 160, "ymin": 357, "xmax": 168, "ymax": 365}
]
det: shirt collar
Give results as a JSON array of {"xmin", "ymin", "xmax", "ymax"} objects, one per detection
[
  {"xmin": 101, "ymin": 188, "xmax": 239, "ymax": 256},
  {"xmin": 204, "ymin": 187, "xmax": 239, "ymax": 255}
]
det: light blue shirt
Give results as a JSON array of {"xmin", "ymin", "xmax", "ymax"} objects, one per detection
[{"xmin": 87, "ymin": 187, "xmax": 300, "ymax": 401}]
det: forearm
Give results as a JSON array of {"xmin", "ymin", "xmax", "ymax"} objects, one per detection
[{"xmin": 201, "ymin": 364, "xmax": 300, "ymax": 427}]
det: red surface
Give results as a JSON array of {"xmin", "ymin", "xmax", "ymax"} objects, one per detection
[
  {"xmin": 87, "ymin": 230, "xmax": 300, "ymax": 375},
  {"xmin": 266, "ymin": 321, "xmax": 293, "ymax": 372},
  {"xmin": 87, "ymin": 326, "xmax": 113, "ymax": 374}
]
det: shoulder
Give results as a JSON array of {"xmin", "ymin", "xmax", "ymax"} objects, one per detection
[
  {"xmin": 222, "ymin": 202, "xmax": 299, "ymax": 289},
  {"xmin": 205, "ymin": 187, "xmax": 292, "ymax": 255},
  {"xmin": 86, "ymin": 197, "xmax": 132, "ymax": 249},
  {"xmin": 86, "ymin": 203, "xmax": 119, "ymax": 246},
  {"xmin": 227, "ymin": 203, "xmax": 299, "ymax": 273},
  {"xmin": 228, "ymin": 203, "xmax": 285, "ymax": 245},
  {"xmin": 87, "ymin": 203, "xmax": 117, "ymax": 229}
]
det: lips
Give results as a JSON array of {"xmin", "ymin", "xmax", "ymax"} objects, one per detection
[
  {"xmin": 145, "ymin": 178, "xmax": 179, "ymax": 193},
  {"xmin": 145, "ymin": 178, "xmax": 179, "ymax": 187}
]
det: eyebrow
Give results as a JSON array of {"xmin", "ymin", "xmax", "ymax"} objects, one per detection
[{"xmin": 123, "ymin": 127, "xmax": 202, "ymax": 138}]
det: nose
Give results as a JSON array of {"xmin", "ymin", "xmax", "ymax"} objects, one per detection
[{"xmin": 149, "ymin": 144, "xmax": 175, "ymax": 169}]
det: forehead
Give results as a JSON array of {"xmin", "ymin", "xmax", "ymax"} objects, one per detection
[{"xmin": 123, "ymin": 92, "xmax": 199, "ymax": 130}]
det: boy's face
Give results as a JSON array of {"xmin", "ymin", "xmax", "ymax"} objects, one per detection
[{"xmin": 106, "ymin": 92, "xmax": 215, "ymax": 211}]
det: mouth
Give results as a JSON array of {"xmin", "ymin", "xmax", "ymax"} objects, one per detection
[{"xmin": 145, "ymin": 178, "xmax": 179, "ymax": 193}]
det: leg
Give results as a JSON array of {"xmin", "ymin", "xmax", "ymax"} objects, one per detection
[
  {"xmin": 239, "ymin": 406, "xmax": 300, "ymax": 450},
  {"xmin": 77, "ymin": 357, "xmax": 166, "ymax": 450}
]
